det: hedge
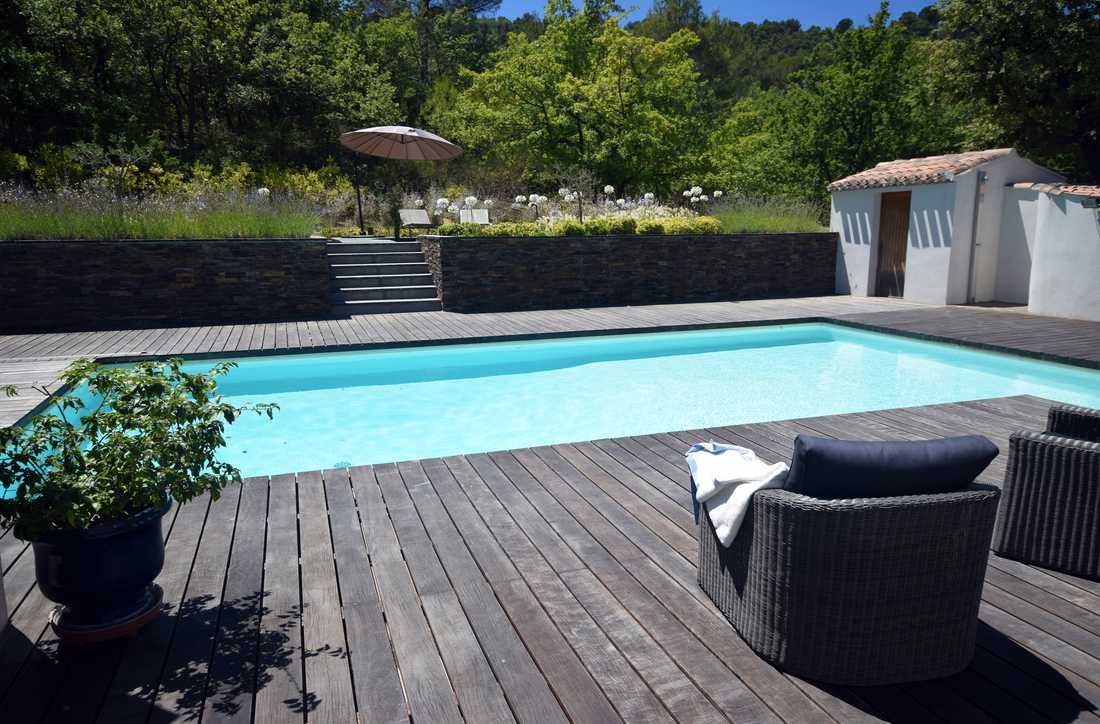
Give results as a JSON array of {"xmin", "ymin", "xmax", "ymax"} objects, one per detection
[{"xmin": 435, "ymin": 215, "xmax": 722, "ymax": 237}]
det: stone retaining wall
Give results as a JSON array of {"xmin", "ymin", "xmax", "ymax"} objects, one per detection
[
  {"xmin": 0, "ymin": 238, "xmax": 331, "ymax": 332},
  {"xmin": 420, "ymin": 232, "xmax": 837, "ymax": 313}
]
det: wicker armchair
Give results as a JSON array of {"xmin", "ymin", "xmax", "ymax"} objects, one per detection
[
  {"xmin": 699, "ymin": 484, "xmax": 1001, "ymax": 685},
  {"xmin": 992, "ymin": 404, "xmax": 1100, "ymax": 580}
]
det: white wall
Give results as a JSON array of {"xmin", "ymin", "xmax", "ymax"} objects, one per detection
[
  {"xmin": 996, "ymin": 188, "xmax": 1041, "ymax": 303},
  {"xmin": 1028, "ymin": 194, "xmax": 1100, "ymax": 321},
  {"xmin": 830, "ymin": 188, "xmax": 878, "ymax": 295},
  {"xmin": 970, "ymin": 154, "xmax": 1064, "ymax": 302},
  {"xmin": 904, "ymin": 182, "xmax": 961, "ymax": 304}
]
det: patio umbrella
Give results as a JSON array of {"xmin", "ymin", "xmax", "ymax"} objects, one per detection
[
  {"xmin": 340, "ymin": 125, "xmax": 463, "ymax": 162},
  {"xmin": 340, "ymin": 126, "xmax": 463, "ymax": 235}
]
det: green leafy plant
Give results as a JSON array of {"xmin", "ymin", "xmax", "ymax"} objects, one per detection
[
  {"xmin": 434, "ymin": 215, "xmax": 726, "ymax": 237},
  {"xmin": 0, "ymin": 359, "xmax": 275, "ymax": 540},
  {"xmin": 637, "ymin": 219, "xmax": 666, "ymax": 234},
  {"xmin": 606, "ymin": 216, "xmax": 637, "ymax": 235},
  {"xmin": 582, "ymin": 217, "xmax": 611, "ymax": 235},
  {"xmin": 321, "ymin": 225, "xmax": 363, "ymax": 238},
  {"xmin": 661, "ymin": 216, "xmax": 723, "ymax": 234},
  {"xmin": 482, "ymin": 222, "xmax": 549, "ymax": 237},
  {"xmin": 551, "ymin": 219, "xmax": 586, "ymax": 236},
  {"xmin": 436, "ymin": 221, "xmax": 484, "ymax": 236}
]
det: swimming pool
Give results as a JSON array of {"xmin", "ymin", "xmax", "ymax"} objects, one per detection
[{"xmin": 156, "ymin": 322, "xmax": 1100, "ymax": 477}]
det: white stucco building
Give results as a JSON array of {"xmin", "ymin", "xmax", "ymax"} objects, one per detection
[{"xmin": 829, "ymin": 148, "xmax": 1100, "ymax": 321}]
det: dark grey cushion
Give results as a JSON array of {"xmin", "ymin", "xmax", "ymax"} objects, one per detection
[{"xmin": 785, "ymin": 434, "xmax": 999, "ymax": 499}]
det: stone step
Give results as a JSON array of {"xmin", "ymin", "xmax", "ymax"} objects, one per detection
[
  {"xmin": 326, "ymin": 241, "xmax": 422, "ymax": 254},
  {"xmin": 337, "ymin": 285, "xmax": 439, "ymax": 301},
  {"xmin": 330, "ymin": 262, "xmax": 430, "ymax": 276},
  {"xmin": 327, "ymin": 251, "xmax": 425, "ymax": 264},
  {"xmin": 332, "ymin": 273, "xmax": 435, "ymax": 288},
  {"xmin": 333, "ymin": 298, "xmax": 443, "ymax": 314}
]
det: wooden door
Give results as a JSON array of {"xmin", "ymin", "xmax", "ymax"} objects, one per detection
[{"xmin": 875, "ymin": 191, "xmax": 911, "ymax": 297}]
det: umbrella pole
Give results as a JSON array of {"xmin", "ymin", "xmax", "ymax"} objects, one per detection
[{"xmin": 353, "ymin": 160, "xmax": 365, "ymax": 235}]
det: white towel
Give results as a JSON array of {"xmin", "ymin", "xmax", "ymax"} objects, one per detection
[{"xmin": 686, "ymin": 441, "xmax": 788, "ymax": 547}]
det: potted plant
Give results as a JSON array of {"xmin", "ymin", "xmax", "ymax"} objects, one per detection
[{"xmin": 0, "ymin": 358, "xmax": 274, "ymax": 643}]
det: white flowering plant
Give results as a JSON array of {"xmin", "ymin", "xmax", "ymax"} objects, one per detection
[{"xmin": 680, "ymin": 185, "xmax": 721, "ymax": 209}]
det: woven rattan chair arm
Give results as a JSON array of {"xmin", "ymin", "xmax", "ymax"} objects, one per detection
[{"xmin": 1047, "ymin": 404, "xmax": 1100, "ymax": 443}]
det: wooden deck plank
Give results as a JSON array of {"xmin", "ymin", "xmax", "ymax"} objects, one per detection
[
  {"xmin": 201, "ymin": 477, "xmax": 271, "ymax": 724},
  {"xmin": 0, "ymin": 540, "xmax": 35, "ymax": 619},
  {"xmin": 149, "ymin": 482, "xmax": 242, "ymax": 720},
  {"xmin": 380, "ymin": 462, "xmax": 516, "ymax": 724},
  {"xmin": 296, "ymin": 470, "xmax": 358, "ymax": 724},
  {"xmin": 252, "ymin": 473, "xmax": 305, "ymax": 723},
  {"xmin": 527, "ymin": 446, "xmax": 702, "ymax": 600},
  {"xmin": 322, "ymin": 468, "xmax": 407, "ymax": 724},
  {"xmin": 447, "ymin": 459, "xmax": 678, "ymax": 724},
  {"xmin": 95, "ymin": 496, "xmax": 212, "ymax": 723},
  {"xmin": 403, "ymin": 460, "xmax": 571, "ymax": 724},
  {"xmin": 562, "ymin": 567, "xmax": 727, "ymax": 723},
  {"xmin": 429, "ymin": 457, "xmax": 623, "ymax": 724},
  {"xmin": 349, "ymin": 465, "xmax": 464, "ymax": 724}
]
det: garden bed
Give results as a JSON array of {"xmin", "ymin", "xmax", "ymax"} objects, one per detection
[{"xmin": 421, "ymin": 232, "xmax": 838, "ymax": 313}]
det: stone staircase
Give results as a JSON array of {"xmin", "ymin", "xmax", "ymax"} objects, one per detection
[{"xmin": 327, "ymin": 240, "xmax": 442, "ymax": 314}]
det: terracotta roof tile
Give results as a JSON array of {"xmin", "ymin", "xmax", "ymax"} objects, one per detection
[
  {"xmin": 1012, "ymin": 182, "xmax": 1100, "ymax": 200},
  {"xmin": 827, "ymin": 149, "xmax": 1015, "ymax": 192}
]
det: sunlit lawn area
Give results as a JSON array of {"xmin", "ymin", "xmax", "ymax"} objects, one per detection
[
  {"xmin": 714, "ymin": 197, "xmax": 828, "ymax": 233},
  {"xmin": 0, "ymin": 191, "xmax": 318, "ymax": 240}
]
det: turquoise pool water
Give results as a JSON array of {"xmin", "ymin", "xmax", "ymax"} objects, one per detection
[{"xmin": 179, "ymin": 322, "xmax": 1100, "ymax": 477}]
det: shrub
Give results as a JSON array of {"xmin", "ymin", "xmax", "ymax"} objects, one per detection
[
  {"xmin": 637, "ymin": 219, "xmax": 666, "ymax": 234},
  {"xmin": 321, "ymin": 225, "xmax": 362, "ymax": 238},
  {"xmin": 552, "ymin": 219, "xmax": 586, "ymax": 236},
  {"xmin": 663, "ymin": 215, "xmax": 722, "ymax": 235},
  {"xmin": 425, "ymin": 215, "xmax": 725, "ymax": 238},
  {"xmin": 582, "ymin": 217, "xmax": 611, "ymax": 235},
  {"xmin": 482, "ymin": 221, "xmax": 548, "ymax": 237},
  {"xmin": 436, "ymin": 222, "xmax": 483, "ymax": 236},
  {"xmin": 606, "ymin": 216, "xmax": 637, "ymax": 235}
]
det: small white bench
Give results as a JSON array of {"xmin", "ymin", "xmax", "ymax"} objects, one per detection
[
  {"xmin": 398, "ymin": 209, "xmax": 435, "ymax": 231},
  {"xmin": 459, "ymin": 208, "xmax": 491, "ymax": 225}
]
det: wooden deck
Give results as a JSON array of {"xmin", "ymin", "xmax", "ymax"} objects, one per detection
[
  {"xmin": 1, "ymin": 396, "xmax": 1097, "ymax": 723},
  {"xmin": 2, "ymin": 297, "xmax": 1100, "ymax": 722}
]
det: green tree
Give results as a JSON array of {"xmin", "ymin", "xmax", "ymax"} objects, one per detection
[
  {"xmin": 442, "ymin": 0, "xmax": 703, "ymax": 191},
  {"xmin": 940, "ymin": 0, "xmax": 1100, "ymax": 181},
  {"xmin": 240, "ymin": 10, "xmax": 400, "ymax": 164},
  {"xmin": 353, "ymin": 0, "xmax": 503, "ymax": 122},
  {"xmin": 705, "ymin": 3, "xmax": 965, "ymax": 203}
]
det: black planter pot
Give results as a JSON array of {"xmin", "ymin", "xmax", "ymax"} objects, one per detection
[{"xmin": 31, "ymin": 501, "xmax": 170, "ymax": 640}]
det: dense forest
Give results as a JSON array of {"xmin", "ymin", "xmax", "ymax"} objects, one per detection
[{"xmin": 1, "ymin": 0, "xmax": 1097, "ymax": 204}]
